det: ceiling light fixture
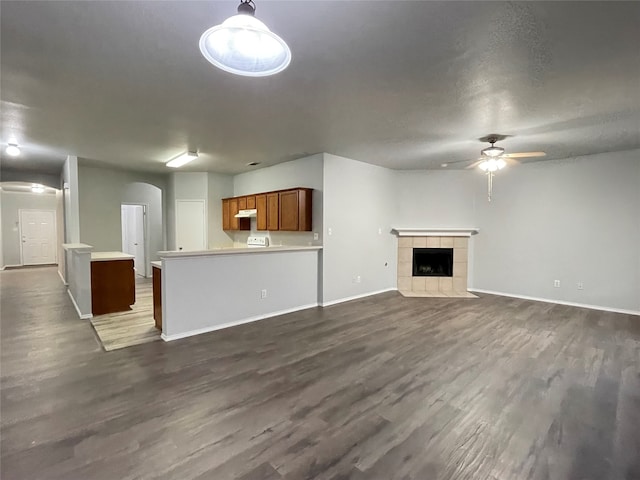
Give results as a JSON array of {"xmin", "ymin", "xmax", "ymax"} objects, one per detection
[
  {"xmin": 478, "ymin": 158, "xmax": 506, "ymax": 172},
  {"xmin": 199, "ymin": 0, "xmax": 291, "ymax": 77},
  {"xmin": 31, "ymin": 184, "xmax": 44, "ymax": 193},
  {"xmin": 5, "ymin": 144, "xmax": 20, "ymax": 157},
  {"xmin": 166, "ymin": 151, "xmax": 198, "ymax": 168}
]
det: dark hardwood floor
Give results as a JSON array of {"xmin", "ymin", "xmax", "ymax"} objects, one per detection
[{"xmin": 1, "ymin": 266, "xmax": 639, "ymax": 480}]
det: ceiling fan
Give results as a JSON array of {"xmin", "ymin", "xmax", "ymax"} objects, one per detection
[
  {"xmin": 456, "ymin": 135, "xmax": 546, "ymax": 201},
  {"xmin": 466, "ymin": 135, "xmax": 546, "ymax": 172}
]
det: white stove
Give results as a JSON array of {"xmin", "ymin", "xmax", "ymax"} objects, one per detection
[{"xmin": 247, "ymin": 236, "xmax": 269, "ymax": 248}]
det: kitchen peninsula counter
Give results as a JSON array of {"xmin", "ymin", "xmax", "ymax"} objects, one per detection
[
  {"xmin": 158, "ymin": 245, "xmax": 321, "ymax": 258},
  {"xmin": 158, "ymin": 246, "xmax": 322, "ymax": 341}
]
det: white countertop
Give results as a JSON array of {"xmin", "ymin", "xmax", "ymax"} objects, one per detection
[
  {"xmin": 159, "ymin": 245, "xmax": 322, "ymax": 259},
  {"xmin": 62, "ymin": 243, "xmax": 93, "ymax": 251},
  {"xmin": 151, "ymin": 261, "xmax": 162, "ymax": 268},
  {"xmin": 91, "ymin": 251, "xmax": 135, "ymax": 262}
]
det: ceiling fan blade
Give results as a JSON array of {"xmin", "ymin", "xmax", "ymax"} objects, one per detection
[
  {"xmin": 465, "ymin": 159, "xmax": 484, "ymax": 169},
  {"xmin": 502, "ymin": 151, "xmax": 546, "ymax": 159}
]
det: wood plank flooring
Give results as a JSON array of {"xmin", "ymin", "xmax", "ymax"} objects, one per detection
[
  {"xmin": 90, "ymin": 278, "xmax": 160, "ymax": 351},
  {"xmin": 1, "ymin": 266, "xmax": 639, "ymax": 479}
]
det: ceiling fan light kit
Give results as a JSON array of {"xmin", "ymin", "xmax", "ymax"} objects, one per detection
[
  {"xmin": 199, "ymin": 0, "xmax": 291, "ymax": 77},
  {"xmin": 5, "ymin": 143, "xmax": 20, "ymax": 156}
]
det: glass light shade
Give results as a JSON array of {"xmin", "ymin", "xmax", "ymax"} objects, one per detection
[
  {"xmin": 479, "ymin": 158, "xmax": 506, "ymax": 172},
  {"xmin": 199, "ymin": 14, "xmax": 291, "ymax": 77},
  {"xmin": 482, "ymin": 145, "xmax": 504, "ymax": 157},
  {"xmin": 5, "ymin": 144, "xmax": 20, "ymax": 156},
  {"xmin": 31, "ymin": 185, "xmax": 44, "ymax": 193}
]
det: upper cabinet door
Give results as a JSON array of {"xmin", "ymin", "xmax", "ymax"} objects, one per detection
[
  {"xmin": 238, "ymin": 197, "xmax": 247, "ymax": 210},
  {"xmin": 229, "ymin": 198, "xmax": 240, "ymax": 230},
  {"xmin": 222, "ymin": 199, "xmax": 230, "ymax": 230},
  {"xmin": 279, "ymin": 190, "xmax": 299, "ymax": 231},
  {"xmin": 246, "ymin": 195, "xmax": 256, "ymax": 209},
  {"xmin": 256, "ymin": 194, "xmax": 267, "ymax": 231},
  {"xmin": 267, "ymin": 193, "xmax": 279, "ymax": 231}
]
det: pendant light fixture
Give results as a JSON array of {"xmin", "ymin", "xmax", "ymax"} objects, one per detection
[{"xmin": 199, "ymin": 0, "xmax": 291, "ymax": 77}]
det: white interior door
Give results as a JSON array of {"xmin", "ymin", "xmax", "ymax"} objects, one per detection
[
  {"xmin": 121, "ymin": 204, "xmax": 146, "ymax": 276},
  {"xmin": 176, "ymin": 200, "xmax": 206, "ymax": 251},
  {"xmin": 19, "ymin": 210, "xmax": 57, "ymax": 265}
]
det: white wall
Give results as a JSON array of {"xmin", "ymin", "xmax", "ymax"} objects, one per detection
[
  {"xmin": 78, "ymin": 165, "xmax": 166, "ymax": 272},
  {"xmin": 394, "ymin": 170, "xmax": 477, "ymax": 227},
  {"xmin": 232, "ymin": 154, "xmax": 324, "ymax": 247},
  {"xmin": 0, "ymin": 191, "xmax": 58, "ymax": 267},
  {"xmin": 395, "ymin": 149, "xmax": 640, "ymax": 313},
  {"xmin": 62, "ymin": 155, "xmax": 80, "ymax": 244},
  {"xmin": 55, "ymin": 189, "xmax": 65, "ymax": 281},
  {"xmin": 471, "ymin": 150, "xmax": 640, "ymax": 312},
  {"xmin": 161, "ymin": 249, "xmax": 320, "ymax": 339},
  {"xmin": 207, "ymin": 172, "xmax": 234, "ymax": 248},
  {"xmin": 322, "ymin": 153, "xmax": 397, "ymax": 304}
]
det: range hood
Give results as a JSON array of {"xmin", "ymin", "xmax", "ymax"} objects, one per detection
[{"xmin": 234, "ymin": 209, "xmax": 257, "ymax": 218}]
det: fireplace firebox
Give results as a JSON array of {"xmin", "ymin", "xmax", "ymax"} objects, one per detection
[{"xmin": 412, "ymin": 248, "xmax": 453, "ymax": 277}]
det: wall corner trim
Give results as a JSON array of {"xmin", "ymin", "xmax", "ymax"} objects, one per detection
[
  {"xmin": 67, "ymin": 289, "xmax": 93, "ymax": 319},
  {"xmin": 468, "ymin": 288, "xmax": 640, "ymax": 316}
]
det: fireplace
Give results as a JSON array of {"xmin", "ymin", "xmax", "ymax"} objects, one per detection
[
  {"xmin": 412, "ymin": 248, "xmax": 453, "ymax": 277},
  {"xmin": 393, "ymin": 228, "xmax": 478, "ymax": 298}
]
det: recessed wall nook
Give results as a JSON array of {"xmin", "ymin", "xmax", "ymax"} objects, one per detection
[{"xmin": 392, "ymin": 228, "xmax": 479, "ymax": 298}]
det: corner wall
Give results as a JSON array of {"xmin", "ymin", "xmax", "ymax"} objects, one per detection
[
  {"xmin": 322, "ymin": 153, "xmax": 397, "ymax": 304},
  {"xmin": 395, "ymin": 149, "xmax": 640, "ymax": 313},
  {"xmin": 232, "ymin": 154, "xmax": 324, "ymax": 248},
  {"xmin": 77, "ymin": 165, "xmax": 167, "ymax": 271}
]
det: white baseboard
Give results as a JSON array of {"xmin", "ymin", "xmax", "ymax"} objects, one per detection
[
  {"xmin": 58, "ymin": 269, "xmax": 68, "ymax": 286},
  {"xmin": 468, "ymin": 288, "xmax": 640, "ymax": 316},
  {"xmin": 1, "ymin": 264, "xmax": 22, "ymax": 270},
  {"xmin": 161, "ymin": 302, "xmax": 320, "ymax": 342},
  {"xmin": 320, "ymin": 287, "xmax": 398, "ymax": 307},
  {"xmin": 67, "ymin": 289, "xmax": 93, "ymax": 319}
]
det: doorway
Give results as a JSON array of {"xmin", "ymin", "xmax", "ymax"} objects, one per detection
[
  {"xmin": 121, "ymin": 204, "xmax": 146, "ymax": 277},
  {"xmin": 175, "ymin": 200, "xmax": 206, "ymax": 251},
  {"xmin": 19, "ymin": 209, "xmax": 57, "ymax": 265}
]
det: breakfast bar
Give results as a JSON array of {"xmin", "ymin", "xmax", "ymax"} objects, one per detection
[{"xmin": 157, "ymin": 246, "xmax": 322, "ymax": 341}]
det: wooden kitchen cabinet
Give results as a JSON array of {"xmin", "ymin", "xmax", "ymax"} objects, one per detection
[
  {"xmin": 279, "ymin": 189, "xmax": 312, "ymax": 231},
  {"xmin": 267, "ymin": 193, "xmax": 279, "ymax": 231},
  {"xmin": 91, "ymin": 259, "xmax": 135, "ymax": 315},
  {"xmin": 229, "ymin": 198, "xmax": 239, "ymax": 230},
  {"xmin": 222, "ymin": 199, "xmax": 230, "ymax": 230},
  {"xmin": 224, "ymin": 197, "xmax": 250, "ymax": 231},
  {"xmin": 152, "ymin": 265, "xmax": 162, "ymax": 331},
  {"xmin": 256, "ymin": 194, "xmax": 267, "ymax": 230},
  {"xmin": 222, "ymin": 188, "xmax": 312, "ymax": 232}
]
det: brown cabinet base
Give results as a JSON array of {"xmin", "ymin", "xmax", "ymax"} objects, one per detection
[
  {"xmin": 152, "ymin": 266, "xmax": 162, "ymax": 331},
  {"xmin": 91, "ymin": 260, "xmax": 135, "ymax": 316}
]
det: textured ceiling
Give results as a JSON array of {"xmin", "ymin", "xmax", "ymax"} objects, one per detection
[{"xmin": 1, "ymin": 1, "xmax": 639, "ymax": 175}]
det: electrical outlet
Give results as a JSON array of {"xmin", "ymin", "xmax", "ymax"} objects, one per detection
[
  {"xmin": 328, "ymin": 227, "xmax": 332, "ymax": 236},
  {"xmin": 553, "ymin": 280, "xmax": 560, "ymax": 288},
  {"xmin": 356, "ymin": 275, "xmax": 361, "ymax": 283},
  {"xmin": 261, "ymin": 289, "xmax": 267, "ymax": 299},
  {"xmin": 313, "ymin": 232, "xmax": 319, "ymax": 240},
  {"xmin": 577, "ymin": 282, "xmax": 584, "ymax": 290},
  {"xmin": 378, "ymin": 228, "xmax": 382, "ymax": 235}
]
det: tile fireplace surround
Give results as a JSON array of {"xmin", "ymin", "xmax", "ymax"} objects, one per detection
[{"xmin": 393, "ymin": 228, "xmax": 479, "ymax": 298}]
